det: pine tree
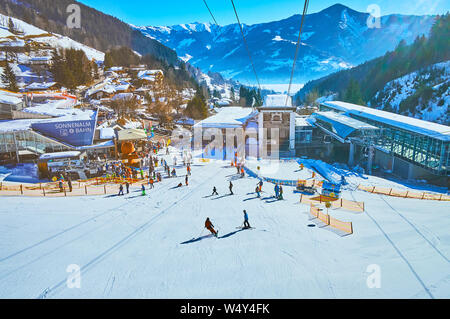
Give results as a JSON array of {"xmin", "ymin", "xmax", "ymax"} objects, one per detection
[
  {"xmin": 185, "ymin": 93, "xmax": 208, "ymax": 120},
  {"xmin": 8, "ymin": 18, "xmax": 17, "ymax": 34},
  {"xmin": 1, "ymin": 63, "xmax": 18, "ymax": 92},
  {"xmin": 230, "ymin": 86, "xmax": 236, "ymax": 102},
  {"xmin": 343, "ymin": 80, "xmax": 364, "ymax": 105}
]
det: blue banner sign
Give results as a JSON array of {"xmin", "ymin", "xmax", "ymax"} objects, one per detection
[{"xmin": 32, "ymin": 116, "xmax": 97, "ymax": 147}]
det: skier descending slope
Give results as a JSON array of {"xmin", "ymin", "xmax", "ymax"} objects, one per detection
[
  {"xmin": 212, "ymin": 186, "xmax": 218, "ymax": 196},
  {"xmin": 278, "ymin": 185, "xmax": 284, "ymax": 200},
  {"xmin": 205, "ymin": 217, "xmax": 218, "ymax": 237},
  {"xmin": 274, "ymin": 184, "xmax": 279, "ymax": 199},
  {"xmin": 243, "ymin": 210, "xmax": 250, "ymax": 229},
  {"xmin": 141, "ymin": 184, "xmax": 146, "ymax": 196},
  {"xmin": 255, "ymin": 185, "xmax": 261, "ymax": 198},
  {"xmin": 229, "ymin": 181, "xmax": 234, "ymax": 195}
]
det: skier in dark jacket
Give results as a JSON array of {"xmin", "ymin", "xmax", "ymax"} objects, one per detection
[
  {"xmin": 229, "ymin": 181, "xmax": 233, "ymax": 195},
  {"xmin": 125, "ymin": 182, "xmax": 130, "ymax": 194},
  {"xmin": 243, "ymin": 210, "xmax": 250, "ymax": 229},
  {"xmin": 205, "ymin": 217, "xmax": 217, "ymax": 236},
  {"xmin": 212, "ymin": 186, "xmax": 218, "ymax": 195},
  {"xmin": 255, "ymin": 185, "xmax": 261, "ymax": 198},
  {"xmin": 118, "ymin": 184, "xmax": 124, "ymax": 196}
]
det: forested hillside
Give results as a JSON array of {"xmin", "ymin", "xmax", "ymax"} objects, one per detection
[
  {"xmin": 296, "ymin": 14, "xmax": 449, "ymax": 109},
  {"xmin": 0, "ymin": 0, "xmax": 178, "ymax": 64}
]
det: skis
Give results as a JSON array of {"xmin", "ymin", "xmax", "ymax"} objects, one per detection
[{"xmin": 236, "ymin": 226, "xmax": 255, "ymax": 230}]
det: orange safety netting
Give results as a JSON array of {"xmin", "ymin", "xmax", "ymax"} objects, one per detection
[{"xmin": 358, "ymin": 185, "xmax": 450, "ymax": 201}]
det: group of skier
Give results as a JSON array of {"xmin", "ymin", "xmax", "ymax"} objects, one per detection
[{"xmin": 204, "ymin": 209, "xmax": 250, "ymax": 238}]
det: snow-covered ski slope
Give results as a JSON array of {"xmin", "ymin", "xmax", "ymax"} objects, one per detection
[{"xmin": 0, "ymin": 150, "xmax": 449, "ymax": 298}]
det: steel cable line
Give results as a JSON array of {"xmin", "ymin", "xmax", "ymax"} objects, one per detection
[
  {"xmin": 230, "ymin": 0, "xmax": 261, "ymax": 91},
  {"xmin": 285, "ymin": 0, "xmax": 309, "ymax": 106},
  {"xmin": 202, "ymin": 0, "xmax": 219, "ymax": 26}
]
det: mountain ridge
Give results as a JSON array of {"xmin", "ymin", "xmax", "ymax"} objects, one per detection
[{"xmin": 136, "ymin": 4, "xmax": 436, "ymax": 84}]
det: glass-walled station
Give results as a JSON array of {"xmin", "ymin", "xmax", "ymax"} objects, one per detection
[
  {"xmin": 0, "ymin": 130, "xmax": 71, "ymax": 164},
  {"xmin": 370, "ymin": 124, "xmax": 448, "ymax": 175},
  {"xmin": 320, "ymin": 101, "xmax": 449, "ymax": 179}
]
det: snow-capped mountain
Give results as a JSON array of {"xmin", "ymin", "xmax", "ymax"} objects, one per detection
[
  {"xmin": 370, "ymin": 60, "xmax": 449, "ymax": 125},
  {"xmin": 135, "ymin": 4, "xmax": 435, "ymax": 84},
  {"xmin": 0, "ymin": 14, "xmax": 104, "ymax": 62}
]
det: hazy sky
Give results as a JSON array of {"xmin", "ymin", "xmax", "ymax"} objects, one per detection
[{"xmin": 77, "ymin": 0, "xmax": 449, "ymax": 26}]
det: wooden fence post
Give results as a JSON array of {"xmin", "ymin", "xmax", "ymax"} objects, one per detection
[
  {"xmin": 64, "ymin": 187, "xmax": 67, "ymax": 196},
  {"xmin": 43, "ymin": 188, "xmax": 45, "ymax": 197},
  {"xmin": 85, "ymin": 185, "xmax": 87, "ymax": 195},
  {"xmin": 350, "ymin": 222, "xmax": 353, "ymax": 234},
  {"xmin": 104, "ymin": 185, "xmax": 106, "ymax": 194},
  {"xmin": 340, "ymin": 198, "xmax": 343, "ymax": 208},
  {"xmin": 405, "ymin": 191, "xmax": 409, "ymax": 198},
  {"xmin": 389, "ymin": 188, "xmax": 392, "ymax": 195},
  {"xmin": 300, "ymin": 194, "xmax": 303, "ymax": 203},
  {"xmin": 20, "ymin": 184, "xmax": 23, "ymax": 195},
  {"xmin": 439, "ymin": 194, "xmax": 443, "ymax": 201},
  {"xmin": 371, "ymin": 186, "xmax": 376, "ymax": 193},
  {"xmin": 422, "ymin": 192, "xmax": 425, "ymax": 200}
]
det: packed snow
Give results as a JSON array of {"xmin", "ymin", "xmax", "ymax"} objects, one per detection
[{"xmin": 0, "ymin": 149, "xmax": 449, "ymax": 298}]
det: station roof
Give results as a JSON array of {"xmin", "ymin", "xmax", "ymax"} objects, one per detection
[
  {"xmin": 193, "ymin": 107, "xmax": 257, "ymax": 129},
  {"xmin": 310, "ymin": 111, "xmax": 379, "ymax": 140},
  {"xmin": 322, "ymin": 101, "xmax": 450, "ymax": 142},
  {"xmin": 39, "ymin": 151, "xmax": 82, "ymax": 160}
]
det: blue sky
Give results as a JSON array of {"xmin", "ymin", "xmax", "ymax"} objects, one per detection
[{"xmin": 77, "ymin": 0, "xmax": 449, "ymax": 26}]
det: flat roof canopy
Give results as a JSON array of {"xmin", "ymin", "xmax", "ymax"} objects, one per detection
[
  {"xmin": 322, "ymin": 101, "xmax": 450, "ymax": 141},
  {"xmin": 310, "ymin": 111, "xmax": 379, "ymax": 140},
  {"xmin": 117, "ymin": 128, "xmax": 147, "ymax": 141}
]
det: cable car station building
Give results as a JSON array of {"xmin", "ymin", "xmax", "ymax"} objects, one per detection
[{"xmin": 316, "ymin": 101, "xmax": 449, "ymax": 184}]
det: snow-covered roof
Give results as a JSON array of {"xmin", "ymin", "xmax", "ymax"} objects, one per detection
[
  {"xmin": 114, "ymin": 84, "xmax": 130, "ymax": 92},
  {"xmin": 25, "ymin": 82, "xmax": 57, "ymax": 90},
  {"xmin": 39, "ymin": 151, "xmax": 81, "ymax": 160},
  {"xmin": 0, "ymin": 92, "xmax": 22, "ymax": 105},
  {"xmin": 99, "ymin": 127, "xmax": 115, "ymax": 140},
  {"xmin": 111, "ymin": 93, "xmax": 135, "ymax": 101},
  {"xmin": 314, "ymin": 111, "xmax": 379, "ymax": 130},
  {"xmin": 0, "ymin": 39, "xmax": 25, "ymax": 47},
  {"xmin": 138, "ymin": 70, "xmax": 163, "ymax": 82},
  {"xmin": 29, "ymin": 56, "xmax": 52, "ymax": 62},
  {"xmin": 295, "ymin": 116, "xmax": 312, "ymax": 127},
  {"xmin": 0, "ymin": 109, "xmax": 95, "ymax": 133},
  {"xmin": 86, "ymin": 84, "xmax": 116, "ymax": 97},
  {"xmin": 322, "ymin": 101, "xmax": 450, "ymax": 141},
  {"xmin": 193, "ymin": 107, "xmax": 257, "ymax": 129},
  {"xmin": 263, "ymin": 94, "xmax": 292, "ymax": 107}
]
